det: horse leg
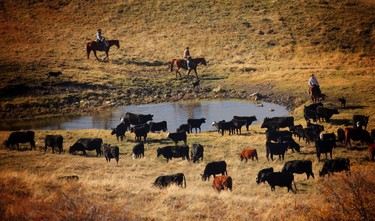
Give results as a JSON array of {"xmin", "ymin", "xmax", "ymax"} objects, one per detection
[
  {"xmin": 194, "ymin": 68, "xmax": 199, "ymax": 79},
  {"xmin": 93, "ymin": 50, "xmax": 100, "ymax": 61},
  {"xmin": 103, "ymin": 51, "xmax": 109, "ymax": 61},
  {"xmin": 176, "ymin": 67, "xmax": 182, "ymax": 78}
]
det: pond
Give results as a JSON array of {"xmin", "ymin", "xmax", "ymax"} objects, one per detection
[{"xmin": 0, "ymin": 100, "xmax": 289, "ymax": 132}]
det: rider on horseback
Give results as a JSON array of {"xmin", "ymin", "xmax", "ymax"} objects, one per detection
[
  {"xmin": 183, "ymin": 47, "xmax": 192, "ymax": 70},
  {"xmin": 308, "ymin": 74, "xmax": 321, "ymax": 96},
  {"xmin": 96, "ymin": 29, "xmax": 108, "ymax": 50}
]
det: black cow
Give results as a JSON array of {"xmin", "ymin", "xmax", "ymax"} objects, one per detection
[
  {"xmin": 4, "ymin": 131, "xmax": 36, "ymax": 150},
  {"xmin": 153, "ymin": 173, "xmax": 186, "ymax": 188},
  {"xmin": 256, "ymin": 167, "xmax": 274, "ymax": 184},
  {"xmin": 46, "ymin": 71, "xmax": 62, "ymax": 78},
  {"xmin": 176, "ymin": 124, "xmax": 190, "ymax": 133},
  {"xmin": 338, "ymin": 96, "xmax": 346, "ymax": 108},
  {"xmin": 111, "ymin": 122, "xmax": 127, "ymax": 141},
  {"xmin": 320, "ymin": 132, "xmax": 337, "ymax": 147},
  {"xmin": 103, "ymin": 144, "xmax": 119, "ymax": 164},
  {"xmin": 132, "ymin": 142, "xmax": 144, "ymax": 159},
  {"xmin": 231, "ymin": 118, "xmax": 247, "ymax": 135},
  {"xmin": 131, "ymin": 124, "xmax": 150, "ymax": 141},
  {"xmin": 337, "ymin": 128, "xmax": 345, "ymax": 144},
  {"xmin": 266, "ymin": 141, "xmax": 289, "ymax": 161},
  {"xmin": 353, "ymin": 115, "xmax": 369, "ymax": 129},
  {"xmin": 266, "ymin": 131, "xmax": 293, "ymax": 142},
  {"xmin": 261, "ymin": 116, "xmax": 294, "ymax": 131},
  {"xmin": 304, "ymin": 129, "xmax": 319, "ymax": 145},
  {"xmin": 303, "ymin": 103, "xmax": 323, "ymax": 123},
  {"xmin": 258, "ymin": 172, "xmax": 296, "ymax": 193},
  {"xmin": 191, "ymin": 143, "xmax": 204, "ymax": 163},
  {"xmin": 292, "ymin": 125, "xmax": 306, "ymax": 141},
  {"xmin": 306, "ymin": 123, "xmax": 324, "ymax": 134},
  {"xmin": 212, "ymin": 120, "xmax": 234, "ymax": 136},
  {"xmin": 233, "ymin": 115, "xmax": 257, "ymax": 131},
  {"xmin": 344, "ymin": 127, "xmax": 372, "ymax": 147},
  {"xmin": 316, "ymin": 106, "xmax": 339, "ymax": 122},
  {"xmin": 124, "ymin": 112, "xmax": 153, "ymax": 126},
  {"xmin": 371, "ymin": 129, "xmax": 375, "ymax": 143},
  {"xmin": 44, "ymin": 135, "xmax": 63, "ymax": 154},
  {"xmin": 149, "ymin": 121, "xmax": 168, "ymax": 132},
  {"xmin": 166, "ymin": 131, "xmax": 187, "ymax": 145},
  {"xmin": 201, "ymin": 161, "xmax": 227, "ymax": 181},
  {"xmin": 282, "ymin": 160, "xmax": 314, "ymax": 179},
  {"xmin": 69, "ymin": 138, "xmax": 103, "ymax": 156},
  {"xmin": 187, "ymin": 118, "xmax": 206, "ymax": 133},
  {"xmin": 315, "ymin": 137, "xmax": 335, "ymax": 161},
  {"xmin": 319, "ymin": 158, "xmax": 350, "ymax": 177},
  {"xmin": 157, "ymin": 145, "xmax": 189, "ymax": 162}
]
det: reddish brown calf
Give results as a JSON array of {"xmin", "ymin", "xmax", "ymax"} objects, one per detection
[
  {"xmin": 212, "ymin": 176, "xmax": 232, "ymax": 192},
  {"xmin": 240, "ymin": 148, "xmax": 258, "ymax": 162}
]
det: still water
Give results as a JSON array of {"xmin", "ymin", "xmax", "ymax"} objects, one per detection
[{"xmin": 0, "ymin": 100, "xmax": 289, "ymax": 131}]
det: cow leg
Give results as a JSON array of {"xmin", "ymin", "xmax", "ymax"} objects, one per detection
[{"xmin": 52, "ymin": 146, "xmax": 55, "ymax": 154}]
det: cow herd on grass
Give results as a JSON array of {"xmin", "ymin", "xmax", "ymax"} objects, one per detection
[{"xmin": 2, "ymin": 106, "xmax": 374, "ymax": 193}]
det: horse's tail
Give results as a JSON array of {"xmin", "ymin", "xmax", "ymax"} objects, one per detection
[
  {"xmin": 86, "ymin": 43, "xmax": 91, "ymax": 59},
  {"xmin": 170, "ymin": 59, "xmax": 176, "ymax": 72}
]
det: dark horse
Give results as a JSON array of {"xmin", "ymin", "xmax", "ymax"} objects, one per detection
[
  {"xmin": 310, "ymin": 86, "xmax": 325, "ymax": 103},
  {"xmin": 170, "ymin": 57, "xmax": 207, "ymax": 79},
  {"xmin": 86, "ymin": 40, "xmax": 120, "ymax": 61}
]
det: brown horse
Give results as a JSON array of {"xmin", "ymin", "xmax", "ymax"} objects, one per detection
[
  {"xmin": 86, "ymin": 40, "xmax": 120, "ymax": 61},
  {"xmin": 310, "ymin": 86, "xmax": 325, "ymax": 103},
  {"xmin": 170, "ymin": 57, "xmax": 207, "ymax": 79}
]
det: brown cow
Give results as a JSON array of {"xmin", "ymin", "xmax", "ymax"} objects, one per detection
[
  {"xmin": 344, "ymin": 128, "xmax": 372, "ymax": 147},
  {"xmin": 369, "ymin": 143, "xmax": 375, "ymax": 161},
  {"xmin": 240, "ymin": 148, "xmax": 258, "ymax": 162},
  {"xmin": 212, "ymin": 176, "xmax": 232, "ymax": 192}
]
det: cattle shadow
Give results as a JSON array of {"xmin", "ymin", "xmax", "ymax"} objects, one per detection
[
  {"xmin": 127, "ymin": 138, "xmax": 172, "ymax": 145},
  {"xmin": 342, "ymin": 105, "xmax": 366, "ymax": 110},
  {"xmin": 329, "ymin": 118, "xmax": 351, "ymax": 126},
  {"xmin": 347, "ymin": 146, "xmax": 368, "ymax": 152}
]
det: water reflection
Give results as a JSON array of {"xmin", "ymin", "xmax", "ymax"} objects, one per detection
[{"xmin": 0, "ymin": 100, "xmax": 289, "ymax": 131}]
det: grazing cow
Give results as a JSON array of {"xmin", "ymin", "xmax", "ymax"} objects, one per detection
[
  {"xmin": 282, "ymin": 160, "xmax": 314, "ymax": 179},
  {"xmin": 157, "ymin": 145, "xmax": 189, "ymax": 162},
  {"xmin": 344, "ymin": 127, "xmax": 372, "ymax": 147},
  {"xmin": 153, "ymin": 173, "xmax": 186, "ymax": 188},
  {"xmin": 44, "ymin": 135, "xmax": 63, "ymax": 154},
  {"xmin": 231, "ymin": 118, "xmax": 247, "ymax": 135},
  {"xmin": 132, "ymin": 142, "xmax": 144, "ymax": 159},
  {"xmin": 319, "ymin": 158, "xmax": 350, "ymax": 177},
  {"xmin": 124, "ymin": 112, "xmax": 153, "ymax": 126},
  {"xmin": 266, "ymin": 141, "xmax": 289, "ymax": 161},
  {"xmin": 320, "ymin": 132, "xmax": 337, "ymax": 147},
  {"xmin": 306, "ymin": 123, "xmax": 324, "ymax": 134},
  {"xmin": 212, "ymin": 176, "xmax": 232, "ymax": 192},
  {"xmin": 338, "ymin": 96, "xmax": 346, "ymax": 108},
  {"xmin": 166, "ymin": 131, "xmax": 187, "ymax": 145},
  {"xmin": 261, "ymin": 116, "xmax": 294, "ymax": 131},
  {"xmin": 316, "ymin": 106, "xmax": 339, "ymax": 122},
  {"xmin": 4, "ymin": 131, "xmax": 36, "ymax": 150},
  {"xmin": 353, "ymin": 115, "xmax": 369, "ymax": 129},
  {"xmin": 240, "ymin": 148, "xmax": 258, "ymax": 162},
  {"xmin": 46, "ymin": 71, "xmax": 62, "ymax": 78},
  {"xmin": 233, "ymin": 115, "xmax": 257, "ymax": 131},
  {"xmin": 266, "ymin": 131, "xmax": 292, "ymax": 142},
  {"xmin": 315, "ymin": 137, "xmax": 335, "ymax": 161},
  {"xmin": 256, "ymin": 167, "xmax": 274, "ymax": 184},
  {"xmin": 131, "ymin": 124, "xmax": 150, "ymax": 141},
  {"xmin": 191, "ymin": 143, "xmax": 204, "ymax": 163},
  {"xmin": 201, "ymin": 161, "xmax": 227, "ymax": 181},
  {"xmin": 286, "ymin": 137, "xmax": 301, "ymax": 153},
  {"xmin": 337, "ymin": 128, "xmax": 345, "ymax": 144},
  {"xmin": 258, "ymin": 172, "xmax": 296, "ymax": 193},
  {"xmin": 176, "ymin": 124, "xmax": 190, "ymax": 133},
  {"xmin": 149, "ymin": 121, "xmax": 168, "ymax": 132},
  {"xmin": 187, "ymin": 118, "xmax": 206, "ymax": 133},
  {"xmin": 369, "ymin": 143, "xmax": 375, "ymax": 161},
  {"xmin": 111, "ymin": 122, "xmax": 127, "ymax": 141},
  {"xmin": 212, "ymin": 120, "xmax": 234, "ymax": 136},
  {"xmin": 69, "ymin": 138, "xmax": 103, "ymax": 156},
  {"xmin": 304, "ymin": 129, "xmax": 319, "ymax": 145},
  {"xmin": 303, "ymin": 102, "xmax": 323, "ymax": 123},
  {"xmin": 103, "ymin": 144, "xmax": 119, "ymax": 164}
]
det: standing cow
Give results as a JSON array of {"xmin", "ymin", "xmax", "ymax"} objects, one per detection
[
  {"xmin": 69, "ymin": 138, "xmax": 103, "ymax": 157},
  {"xmin": 190, "ymin": 143, "xmax": 204, "ymax": 163},
  {"xmin": 45, "ymin": 135, "xmax": 64, "ymax": 154},
  {"xmin": 4, "ymin": 131, "xmax": 36, "ymax": 150},
  {"xmin": 132, "ymin": 142, "xmax": 145, "ymax": 159},
  {"xmin": 153, "ymin": 173, "xmax": 186, "ymax": 188},
  {"xmin": 212, "ymin": 176, "xmax": 232, "ymax": 192},
  {"xmin": 187, "ymin": 118, "xmax": 206, "ymax": 133},
  {"xmin": 201, "ymin": 161, "xmax": 227, "ymax": 181},
  {"xmin": 258, "ymin": 172, "xmax": 296, "ymax": 193},
  {"xmin": 240, "ymin": 148, "xmax": 258, "ymax": 162},
  {"xmin": 282, "ymin": 160, "xmax": 314, "ymax": 179},
  {"xmin": 103, "ymin": 144, "xmax": 119, "ymax": 164}
]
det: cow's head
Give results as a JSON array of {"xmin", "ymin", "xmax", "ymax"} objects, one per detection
[
  {"xmin": 111, "ymin": 128, "xmax": 116, "ymax": 135},
  {"xmin": 157, "ymin": 147, "xmax": 162, "ymax": 157},
  {"xmin": 4, "ymin": 140, "xmax": 9, "ymax": 148},
  {"xmin": 201, "ymin": 174, "xmax": 208, "ymax": 181}
]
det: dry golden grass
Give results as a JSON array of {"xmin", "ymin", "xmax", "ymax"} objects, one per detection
[{"xmin": 0, "ymin": 124, "xmax": 374, "ymax": 220}]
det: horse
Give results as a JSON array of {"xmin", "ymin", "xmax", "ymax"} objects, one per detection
[
  {"xmin": 310, "ymin": 86, "xmax": 324, "ymax": 103},
  {"xmin": 170, "ymin": 57, "xmax": 207, "ymax": 79},
  {"xmin": 86, "ymin": 40, "xmax": 120, "ymax": 61}
]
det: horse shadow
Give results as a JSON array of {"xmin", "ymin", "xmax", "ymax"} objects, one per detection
[{"xmin": 127, "ymin": 60, "xmax": 165, "ymax": 67}]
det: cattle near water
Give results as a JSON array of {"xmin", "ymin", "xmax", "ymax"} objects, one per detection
[
  {"xmin": 103, "ymin": 144, "xmax": 119, "ymax": 164},
  {"xmin": 69, "ymin": 138, "xmax": 103, "ymax": 156},
  {"xmin": 261, "ymin": 116, "xmax": 294, "ymax": 131},
  {"xmin": 132, "ymin": 142, "xmax": 145, "ymax": 159},
  {"xmin": 191, "ymin": 143, "xmax": 204, "ymax": 163},
  {"xmin": 157, "ymin": 145, "xmax": 189, "ymax": 162},
  {"xmin": 4, "ymin": 131, "xmax": 36, "ymax": 150},
  {"xmin": 44, "ymin": 134, "xmax": 64, "ymax": 154}
]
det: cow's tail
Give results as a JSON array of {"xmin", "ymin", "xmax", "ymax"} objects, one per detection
[
  {"xmin": 254, "ymin": 149, "xmax": 258, "ymax": 161},
  {"xmin": 182, "ymin": 173, "xmax": 186, "ymax": 188}
]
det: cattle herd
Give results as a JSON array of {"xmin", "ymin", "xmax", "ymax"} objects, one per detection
[{"xmin": 2, "ymin": 106, "xmax": 375, "ymax": 193}]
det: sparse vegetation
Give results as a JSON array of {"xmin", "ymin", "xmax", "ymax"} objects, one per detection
[{"xmin": 0, "ymin": 0, "xmax": 374, "ymax": 220}]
